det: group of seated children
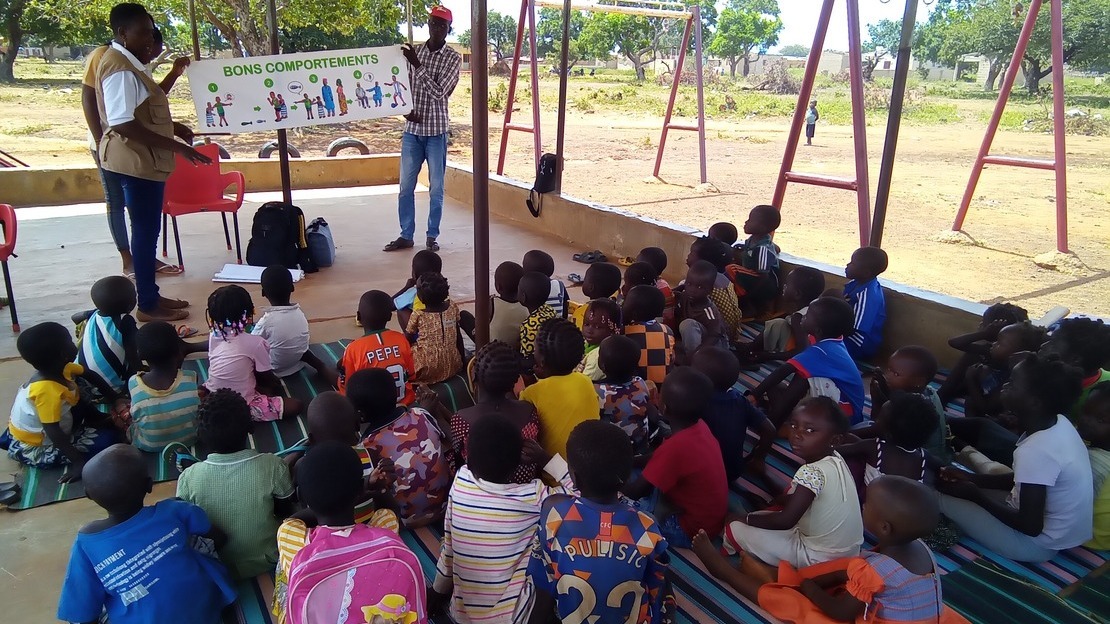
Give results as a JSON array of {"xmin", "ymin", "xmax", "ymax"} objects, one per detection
[{"xmin": 21, "ymin": 207, "xmax": 1110, "ymax": 624}]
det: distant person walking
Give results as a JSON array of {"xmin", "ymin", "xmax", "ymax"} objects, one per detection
[
  {"xmin": 805, "ymin": 99, "xmax": 820, "ymax": 146},
  {"xmin": 383, "ymin": 5, "xmax": 461, "ymax": 254}
]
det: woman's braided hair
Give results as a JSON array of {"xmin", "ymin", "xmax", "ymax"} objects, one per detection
[
  {"xmin": 472, "ymin": 340, "xmax": 521, "ymax": 396},
  {"xmin": 536, "ymin": 318, "xmax": 586, "ymax": 375},
  {"xmin": 207, "ymin": 285, "xmax": 255, "ymax": 338}
]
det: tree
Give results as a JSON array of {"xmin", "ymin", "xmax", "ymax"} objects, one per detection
[
  {"xmin": 861, "ymin": 18, "xmax": 901, "ymax": 81},
  {"xmin": 281, "ymin": 25, "xmax": 402, "ymax": 53},
  {"xmin": 535, "ymin": 7, "xmax": 586, "ymax": 69},
  {"xmin": 778, "ymin": 43, "xmax": 809, "ymax": 57},
  {"xmin": 577, "ymin": 0, "xmax": 713, "ymax": 81},
  {"xmin": 457, "ymin": 11, "xmax": 517, "ymax": 61},
  {"xmin": 1, "ymin": 0, "xmax": 108, "ymax": 82},
  {"xmin": 707, "ymin": 0, "xmax": 783, "ymax": 77}
]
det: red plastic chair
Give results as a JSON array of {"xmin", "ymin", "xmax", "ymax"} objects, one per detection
[
  {"xmin": 162, "ymin": 142, "xmax": 245, "ymax": 270},
  {"xmin": 0, "ymin": 204, "xmax": 19, "ymax": 332}
]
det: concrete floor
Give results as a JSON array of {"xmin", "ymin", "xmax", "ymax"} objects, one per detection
[{"xmin": 0, "ymin": 186, "xmax": 587, "ymax": 622}]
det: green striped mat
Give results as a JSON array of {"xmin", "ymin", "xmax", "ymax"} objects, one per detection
[{"xmin": 7, "ymin": 340, "xmax": 473, "ymax": 510}]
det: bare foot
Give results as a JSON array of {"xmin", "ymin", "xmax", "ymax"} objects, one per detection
[{"xmin": 692, "ymin": 530, "xmax": 732, "ymax": 578}]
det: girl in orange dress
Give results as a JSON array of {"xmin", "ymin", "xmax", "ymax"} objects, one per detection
[
  {"xmin": 406, "ymin": 272, "xmax": 463, "ymax": 385},
  {"xmin": 692, "ymin": 475, "xmax": 970, "ymax": 624}
]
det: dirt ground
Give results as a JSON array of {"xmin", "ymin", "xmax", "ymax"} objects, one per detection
[{"xmin": 2, "ymin": 68, "xmax": 1108, "ymax": 319}]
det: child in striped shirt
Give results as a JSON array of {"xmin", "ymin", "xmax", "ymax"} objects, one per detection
[
  {"xmin": 128, "ymin": 321, "xmax": 201, "ymax": 452},
  {"xmin": 430, "ymin": 413, "xmax": 577, "ymax": 623}
]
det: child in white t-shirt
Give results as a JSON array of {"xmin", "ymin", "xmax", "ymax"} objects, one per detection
[{"xmin": 252, "ymin": 266, "xmax": 337, "ymax": 387}]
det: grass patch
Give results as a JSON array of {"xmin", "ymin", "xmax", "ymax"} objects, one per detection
[{"xmin": 9, "ymin": 123, "xmax": 53, "ymax": 135}]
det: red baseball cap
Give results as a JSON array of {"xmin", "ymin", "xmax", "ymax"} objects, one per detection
[{"xmin": 430, "ymin": 5, "xmax": 453, "ymax": 22}]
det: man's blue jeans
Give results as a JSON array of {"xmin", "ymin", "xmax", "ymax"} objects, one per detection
[
  {"xmin": 398, "ymin": 131, "xmax": 447, "ymax": 241},
  {"xmin": 93, "ymin": 151, "xmax": 130, "ymax": 253},
  {"xmin": 118, "ymin": 174, "xmax": 164, "ymax": 311}
]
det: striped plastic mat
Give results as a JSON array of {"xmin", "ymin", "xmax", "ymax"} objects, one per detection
[{"xmin": 6, "ymin": 340, "xmax": 473, "ymax": 510}]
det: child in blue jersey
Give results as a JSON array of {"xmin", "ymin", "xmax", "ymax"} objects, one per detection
[
  {"xmin": 523, "ymin": 420, "xmax": 672, "ymax": 624},
  {"xmin": 749, "ymin": 297, "xmax": 866, "ymax": 428},
  {"xmin": 837, "ymin": 246, "xmax": 888, "ymax": 361},
  {"xmin": 57, "ymin": 444, "xmax": 235, "ymax": 624}
]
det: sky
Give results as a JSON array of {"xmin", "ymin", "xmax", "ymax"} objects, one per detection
[{"xmin": 407, "ymin": 0, "xmax": 919, "ymax": 51}]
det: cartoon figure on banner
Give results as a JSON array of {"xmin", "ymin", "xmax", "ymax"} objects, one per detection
[
  {"xmin": 356, "ymin": 82, "xmax": 368, "ymax": 108},
  {"xmin": 315, "ymin": 96, "xmax": 326, "ymax": 118},
  {"xmin": 205, "ymin": 102, "xmax": 216, "ymax": 127},
  {"xmin": 321, "ymin": 78, "xmax": 336, "ymax": 117},
  {"xmin": 268, "ymin": 91, "xmax": 282, "ymax": 122},
  {"xmin": 302, "ymin": 93, "xmax": 314, "ymax": 119},
  {"xmin": 384, "ymin": 72, "xmax": 408, "ymax": 108},
  {"xmin": 214, "ymin": 96, "xmax": 232, "ymax": 126},
  {"xmin": 278, "ymin": 94, "xmax": 289, "ymax": 120},
  {"xmin": 371, "ymin": 82, "xmax": 384, "ymax": 108},
  {"xmin": 336, "ymin": 79, "xmax": 349, "ymax": 116}
]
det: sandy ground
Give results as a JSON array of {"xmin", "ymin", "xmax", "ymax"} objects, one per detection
[{"xmin": 2, "ymin": 73, "xmax": 1108, "ymax": 319}]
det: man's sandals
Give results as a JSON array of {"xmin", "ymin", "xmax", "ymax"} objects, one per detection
[{"xmin": 383, "ymin": 237, "xmax": 439, "ymax": 252}]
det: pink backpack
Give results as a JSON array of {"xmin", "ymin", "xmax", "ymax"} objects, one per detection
[{"xmin": 286, "ymin": 524, "xmax": 427, "ymax": 624}]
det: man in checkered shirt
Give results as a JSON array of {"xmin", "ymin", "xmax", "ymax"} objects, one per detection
[{"xmin": 384, "ymin": 5, "xmax": 461, "ymax": 254}]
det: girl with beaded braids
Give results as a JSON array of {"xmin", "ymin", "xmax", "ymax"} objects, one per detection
[
  {"xmin": 521, "ymin": 319, "xmax": 600, "ymax": 458},
  {"xmin": 204, "ymin": 285, "xmax": 303, "ymax": 421},
  {"xmin": 450, "ymin": 340, "xmax": 541, "ymax": 483}
]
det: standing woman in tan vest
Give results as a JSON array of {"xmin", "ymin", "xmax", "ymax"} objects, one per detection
[{"xmin": 95, "ymin": 3, "xmax": 209, "ymax": 321}]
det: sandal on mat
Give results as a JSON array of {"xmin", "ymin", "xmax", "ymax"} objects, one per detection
[
  {"xmin": 616, "ymin": 256, "xmax": 636, "ymax": 267},
  {"xmin": 572, "ymin": 250, "xmax": 607, "ymax": 264},
  {"xmin": 176, "ymin": 325, "xmax": 199, "ymax": 339},
  {"xmin": 156, "ymin": 263, "xmax": 184, "ymax": 275},
  {"xmin": 567, "ymin": 273, "xmax": 584, "ymax": 286}
]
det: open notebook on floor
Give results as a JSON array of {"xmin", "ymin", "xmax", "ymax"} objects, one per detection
[{"xmin": 213, "ymin": 264, "xmax": 304, "ymax": 284}]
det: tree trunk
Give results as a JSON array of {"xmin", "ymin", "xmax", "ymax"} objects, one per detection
[
  {"xmin": 1, "ymin": 0, "xmax": 27, "ymax": 83},
  {"xmin": 728, "ymin": 58, "xmax": 737, "ymax": 78},
  {"xmin": 633, "ymin": 61, "xmax": 646, "ymax": 81},
  {"xmin": 1023, "ymin": 58, "xmax": 1042, "ymax": 95},
  {"xmin": 741, "ymin": 56, "xmax": 750, "ymax": 77},
  {"xmin": 984, "ymin": 58, "xmax": 1003, "ymax": 91},
  {"xmin": 862, "ymin": 57, "xmax": 878, "ymax": 82}
]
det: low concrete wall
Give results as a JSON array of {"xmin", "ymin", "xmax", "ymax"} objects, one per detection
[
  {"xmin": 444, "ymin": 163, "xmax": 984, "ymax": 367},
  {"xmin": 1, "ymin": 154, "xmax": 401, "ymax": 208}
]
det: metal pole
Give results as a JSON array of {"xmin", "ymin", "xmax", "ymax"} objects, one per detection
[
  {"xmin": 772, "ymin": 0, "xmax": 834, "ymax": 209},
  {"xmin": 497, "ymin": 0, "xmax": 530, "ymax": 175},
  {"xmin": 845, "ymin": 0, "xmax": 872, "ymax": 246},
  {"xmin": 473, "ymin": 0, "xmax": 492, "ymax": 346},
  {"xmin": 692, "ymin": 5, "xmax": 706, "ymax": 184},
  {"xmin": 1049, "ymin": 0, "xmax": 1068, "ymax": 253},
  {"xmin": 869, "ymin": 0, "xmax": 917, "ymax": 248},
  {"xmin": 267, "ymin": 0, "xmax": 292, "ymax": 203},
  {"xmin": 554, "ymin": 0, "xmax": 572, "ymax": 193},
  {"xmin": 952, "ymin": 0, "xmax": 1042, "ymax": 232},
  {"xmin": 653, "ymin": 17, "xmax": 692, "ymax": 178},
  {"xmin": 527, "ymin": 0, "xmax": 543, "ymax": 166},
  {"xmin": 188, "ymin": 0, "xmax": 201, "ymax": 59},
  {"xmin": 407, "ymin": 0, "xmax": 414, "ymax": 43}
]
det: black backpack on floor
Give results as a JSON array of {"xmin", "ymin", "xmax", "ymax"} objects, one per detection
[
  {"xmin": 246, "ymin": 201, "xmax": 318, "ymax": 273},
  {"xmin": 526, "ymin": 153, "xmax": 558, "ymax": 218}
]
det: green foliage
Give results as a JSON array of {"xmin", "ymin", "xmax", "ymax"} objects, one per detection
[
  {"xmin": 862, "ymin": 18, "xmax": 902, "ymax": 81},
  {"xmin": 281, "ymin": 25, "xmax": 402, "ymax": 53},
  {"xmin": 577, "ymin": 0, "xmax": 714, "ymax": 81},
  {"xmin": 535, "ymin": 8, "xmax": 587, "ymax": 68},
  {"xmin": 457, "ymin": 11, "xmax": 518, "ymax": 61},
  {"xmin": 778, "ymin": 43, "xmax": 809, "ymax": 57},
  {"xmin": 707, "ymin": 0, "xmax": 783, "ymax": 77}
]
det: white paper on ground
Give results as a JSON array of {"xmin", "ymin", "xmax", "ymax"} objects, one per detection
[{"xmin": 212, "ymin": 263, "xmax": 304, "ymax": 283}]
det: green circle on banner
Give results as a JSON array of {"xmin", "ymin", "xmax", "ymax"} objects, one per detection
[
  {"xmin": 391, "ymin": 66, "xmax": 400, "ymax": 75},
  {"xmin": 207, "ymin": 83, "xmax": 219, "ymax": 93},
  {"xmin": 264, "ymin": 78, "xmax": 274, "ymax": 88},
  {"xmin": 309, "ymin": 74, "xmax": 319, "ymax": 84},
  {"xmin": 354, "ymin": 70, "xmax": 363, "ymax": 79}
]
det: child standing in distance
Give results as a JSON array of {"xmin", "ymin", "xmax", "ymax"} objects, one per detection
[
  {"xmin": 724, "ymin": 397, "xmax": 863, "ymax": 570},
  {"xmin": 57, "ymin": 445, "xmax": 236, "ymax": 624},
  {"xmin": 870, "ymin": 345, "xmax": 953, "ymax": 464},
  {"xmin": 490, "ymin": 261, "xmax": 530, "ymax": 348},
  {"xmin": 733, "ymin": 205, "xmax": 783, "ymax": 316},
  {"xmin": 577, "ymin": 298, "xmax": 622, "ymax": 381},
  {"xmin": 390, "ymin": 249, "xmax": 442, "ymax": 330},
  {"xmin": 6, "ymin": 322, "xmax": 124, "ymax": 482},
  {"xmin": 637, "ymin": 246, "xmax": 677, "ymax": 329},
  {"xmin": 937, "ymin": 302, "xmax": 1028, "ymax": 404},
  {"xmin": 836, "ymin": 246, "xmax": 889, "ymax": 361},
  {"xmin": 339, "ymin": 290, "xmax": 415, "ymax": 404},
  {"xmin": 750, "ymin": 297, "xmax": 866, "ymax": 428},
  {"xmin": 595, "ymin": 335, "xmax": 657, "ymax": 456},
  {"xmin": 406, "ymin": 272, "xmax": 464, "ymax": 384},
  {"xmin": 177, "ymin": 389, "xmax": 296, "ymax": 579},
  {"xmin": 74, "ymin": 275, "xmax": 140, "ymax": 395},
  {"xmin": 963, "ymin": 321, "xmax": 1047, "ymax": 422},
  {"xmin": 938, "ymin": 353, "xmax": 1093, "ymax": 562},
  {"xmin": 523, "ymin": 420, "xmax": 672, "ymax": 624},
  {"xmin": 693, "ymin": 476, "xmax": 969, "ymax": 624},
  {"xmin": 521, "ymin": 319, "xmax": 600, "ymax": 458},
  {"xmin": 205, "ymin": 285, "xmax": 303, "ymax": 421},
  {"xmin": 1077, "ymin": 382, "xmax": 1110, "ymax": 549},
  {"xmin": 677, "ymin": 260, "xmax": 729, "ymax": 359},
  {"xmin": 431, "ymin": 414, "xmax": 577, "ymax": 623},
  {"xmin": 693, "ymin": 347, "xmax": 777, "ymax": 483},
  {"xmin": 252, "ymin": 265, "xmax": 336, "ymax": 387},
  {"xmin": 685, "ymin": 236, "xmax": 743, "ymax": 341},
  {"xmin": 518, "ymin": 271, "xmax": 559, "ymax": 367},
  {"xmin": 744, "ymin": 266, "xmax": 826, "ymax": 363},
  {"xmin": 624, "ymin": 367, "xmax": 729, "ymax": 547},
  {"xmin": 805, "ymin": 99, "xmax": 819, "ymax": 146},
  {"xmin": 128, "ymin": 321, "xmax": 201, "ymax": 453},
  {"xmin": 350, "ymin": 368, "xmax": 453, "ymax": 527},
  {"xmin": 837, "ymin": 393, "xmax": 939, "ymax": 489},
  {"xmin": 621, "ymin": 261, "xmax": 658, "ymax": 300},
  {"xmin": 273, "ymin": 442, "xmax": 423, "ymax": 624},
  {"xmin": 570, "ymin": 262, "xmax": 622, "ymax": 330},
  {"xmin": 622, "ymin": 285, "xmax": 676, "ymax": 386},
  {"xmin": 1041, "ymin": 317, "xmax": 1110, "ymax": 420},
  {"xmin": 452, "ymin": 340, "xmax": 540, "ymax": 483},
  {"xmin": 523, "ymin": 249, "xmax": 569, "ymax": 318}
]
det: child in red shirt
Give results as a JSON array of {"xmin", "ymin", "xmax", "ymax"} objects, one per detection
[{"xmin": 623, "ymin": 367, "xmax": 728, "ymax": 547}]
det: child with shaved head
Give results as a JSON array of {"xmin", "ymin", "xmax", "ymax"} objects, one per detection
[{"xmin": 58, "ymin": 444, "xmax": 235, "ymax": 624}]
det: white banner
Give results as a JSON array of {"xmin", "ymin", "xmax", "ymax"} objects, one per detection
[{"xmin": 186, "ymin": 46, "xmax": 412, "ymax": 134}]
